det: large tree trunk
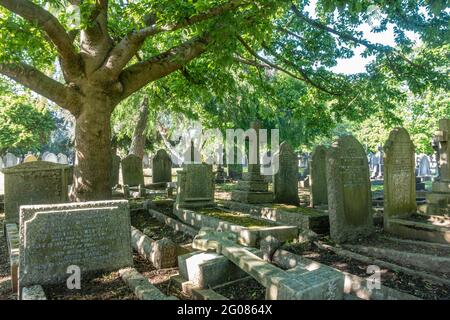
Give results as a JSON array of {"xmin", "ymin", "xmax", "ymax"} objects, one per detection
[
  {"xmin": 70, "ymin": 91, "xmax": 114, "ymax": 201},
  {"xmin": 128, "ymin": 96, "xmax": 149, "ymax": 159}
]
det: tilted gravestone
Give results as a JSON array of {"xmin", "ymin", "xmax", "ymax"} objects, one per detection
[
  {"xmin": 23, "ymin": 155, "xmax": 37, "ymax": 163},
  {"xmin": 383, "ymin": 128, "xmax": 416, "ymax": 225},
  {"xmin": 110, "ymin": 154, "xmax": 121, "ymax": 188},
  {"xmin": 43, "ymin": 153, "xmax": 58, "ymax": 163},
  {"xmin": 152, "ymin": 149, "xmax": 172, "ymax": 184},
  {"xmin": 2, "ymin": 161, "xmax": 69, "ymax": 224},
  {"xmin": 18, "ymin": 200, "xmax": 132, "ymax": 295},
  {"xmin": 418, "ymin": 155, "xmax": 431, "ymax": 177},
  {"xmin": 326, "ymin": 135, "xmax": 373, "ymax": 243},
  {"xmin": 57, "ymin": 153, "xmax": 68, "ymax": 164},
  {"xmin": 273, "ymin": 141, "xmax": 299, "ymax": 205},
  {"xmin": 310, "ymin": 145, "xmax": 328, "ymax": 207},
  {"xmin": 121, "ymin": 154, "xmax": 144, "ymax": 187},
  {"xmin": 175, "ymin": 163, "xmax": 215, "ymax": 209},
  {"xmin": 4, "ymin": 153, "xmax": 19, "ymax": 167}
]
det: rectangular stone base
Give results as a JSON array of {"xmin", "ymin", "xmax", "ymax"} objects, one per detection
[
  {"xmin": 231, "ymin": 190, "xmax": 273, "ymax": 204},
  {"xmin": 235, "ymin": 180, "xmax": 269, "ymax": 192},
  {"xmin": 385, "ymin": 218, "xmax": 450, "ymax": 244}
]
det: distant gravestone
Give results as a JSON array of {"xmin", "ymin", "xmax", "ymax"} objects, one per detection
[
  {"xmin": 4, "ymin": 153, "xmax": 19, "ymax": 167},
  {"xmin": 43, "ymin": 153, "xmax": 58, "ymax": 163},
  {"xmin": 418, "ymin": 155, "xmax": 431, "ymax": 177},
  {"xmin": 110, "ymin": 154, "xmax": 121, "ymax": 188},
  {"xmin": 383, "ymin": 128, "xmax": 416, "ymax": 224},
  {"xmin": 326, "ymin": 135, "xmax": 373, "ymax": 243},
  {"xmin": 2, "ymin": 161, "xmax": 69, "ymax": 224},
  {"xmin": 121, "ymin": 154, "xmax": 144, "ymax": 187},
  {"xmin": 175, "ymin": 163, "xmax": 215, "ymax": 209},
  {"xmin": 0, "ymin": 157, "xmax": 3, "ymax": 169},
  {"xmin": 57, "ymin": 153, "xmax": 68, "ymax": 164},
  {"xmin": 142, "ymin": 154, "xmax": 150, "ymax": 168},
  {"xmin": 152, "ymin": 149, "xmax": 172, "ymax": 184},
  {"xmin": 227, "ymin": 164, "xmax": 243, "ymax": 180},
  {"xmin": 310, "ymin": 145, "xmax": 328, "ymax": 207},
  {"xmin": 273, "ymin": 142, "xmax": 299, "ymax": 205},
  {"xmin": 18, "ymin": 200, "xmax": 132, "ymax": 294},
  {"xmin": 23, "ymin": 155, "xmax": 37, "ymax": 163}
]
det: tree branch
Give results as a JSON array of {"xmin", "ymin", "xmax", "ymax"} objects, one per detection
[
  {"xmin": 119, "ymin": 35, "xmax": 210, "ymax": 100},
  {"xmin": 99, "ymin": 0, "xmax": 247, "ymax": 78},
  {"xmin": 237, "ymin": 36, "xmax": 338, "ymax": 95},
  {"xmin": 0, "ymin": 63, "xmax": 81, "ymax": 115},
  {"xmin": 0, "ymin": 0, "xmax": 82, "ymax": 79}
]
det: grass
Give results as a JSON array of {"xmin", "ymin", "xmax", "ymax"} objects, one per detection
[
  {"xmin": 270, "ymin": 203, "xmax": 323, "ymax": 215},
  {"xmin": 215, "ymin": 183, "xmax": 237, "ymax": 192},
  {"xmin": 197, "ymin": 208, "xmax": 275, "ymax": 228}
]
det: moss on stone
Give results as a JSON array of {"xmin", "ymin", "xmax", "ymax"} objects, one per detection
[
  {"xmin": 197, "ymin": 208, "xmax": 275, "ymax": 228},
  {"xmin": 270, "ymin": 203, "xmax": 322, "ymax": 216}
]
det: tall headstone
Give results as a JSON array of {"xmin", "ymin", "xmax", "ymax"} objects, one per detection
[
  {"xmin": 273, "ymin": 141, "xmax": 299, "ymax": 205},
  {"xmin": 121, "ymin": 154, "xmax": 144, "ymax": 187},
  {"xmin": 2, "ymin": 161, "xmax": 69, "ymax": 223},
  {"xmin": 152, "ymin": 149, "xmax": 172, "ymax": 184},
  {"xmin": 231, "ymin": 121, "xmax": 273, "ymax": 204},
  {"xmin": 18, "ymin": 200, "xmax": 132, "ymax": 295},
  {"xmin": 310, "ymin": 145, "xmax": 328, "ymax": 207},
  {"xmin": 418, "ymin": 155, "xmax": 431, "ymax": 177},
  {"xmin": 326, "ymin": 135, "xmax": 373, "ymax": 243},
  {"xmin": 426, "ymin": 119, "xmax": 450, "ymax": 215},
  {"xmin": 23, "ymin": 155, "xmax": 37, "ymax": 163},
  {"xmin": 43, "ymin": 153, "xmax": 58, "ymax": 163},
  {"xmin": 4, "ymin": 153, "xmax": 19, "ymax": 167},
  {"xmin": 57, "ymin": 153, "xmax": 68, "ymax": 164},
  {"xmin": 110, "ymin": 154, "xmax": 121, "ymax": 188},
  {"xmin": 175, "ymin": 163, "xmax": 215, "ymax": 209},
  {"xmin": 383, "ymin": 128, "xmax": 416, "ymax": 226}
]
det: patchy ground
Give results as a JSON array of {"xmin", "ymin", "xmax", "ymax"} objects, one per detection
[{"xmin": 214, "ymin": 277, "xmax": 266, "ymax": 300}]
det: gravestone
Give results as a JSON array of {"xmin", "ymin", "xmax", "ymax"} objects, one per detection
[
  {"xmin": 57, "ymin": 153, "xmax": 68, "ymax": 164},
  {"xmin": 231, "ymin": 121, "xmax": 273, "ymax": 204},
  {"xmin": 215, "ymin": 165, "xmax": 226, "ymax": 183},
  {"xmin": 4, "ymin": 153, "xmax": 19, "ymax": 167},
  {"xmin": 418, "ymin": 155, "xmax": 431, "ymax": 177},
  {"xmin": 121, "ymin": 154, "xmax": 144, "ymax": 187},
  {"xmin": 175, "ymin": 163, "xmax": 215, "ymax": 209},
  {"xmin": 273, "ymin": 141, "xmax": 299, "ymax": 205},
  {"xmin": 43, "ymin": 153, "xmax": 58, "ymax": 163},
  {"xmin": 326, "ymin": 135, "xmax": 373, "ymax": 243},
  {"xmin": 0, "ymin": 157, "xmax": 3, "ymax": 169},
  {"xmin": 426, "ymin": 119, "xmax": 450, "ymax": 215},
  {"xmin": 23, "ymin": 155, "xmax": 37, "ymax": 163},
  {"xmin": 227, "ymin": 164, "xmax": 243, "ymax": 180},
  {"xmin": 2, "ymin": 161, "xmax": 69, "ymax": 224},
  {"xmin": 143, "ymin": 154, "xmax": 150, "ymax": 168},
  {"xmin": 152, "ymin": 149, "xmax": 172, "ymax": 184},
  {"xmin": 18, "ymin": 200, "xmax": 132, "ymax": 295},
  {"xmin": 310, "ymin": 145, "xmax": 328, "ymax": 207},
  {"xmin": 110, "ymin": 154, "xmax": 121, "ymax": 188},
  {"xmin": 383, "ymin": 128, "xmax": 416, "ymax": 225}
]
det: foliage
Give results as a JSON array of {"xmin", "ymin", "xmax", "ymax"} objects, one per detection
[{"xmin": 0, "ymin": 92, "xmax": 55, "ymax": 155}]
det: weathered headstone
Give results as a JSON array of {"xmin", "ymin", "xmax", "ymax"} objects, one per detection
[
  {"xmin": 143, "ymin": 154, "xmax": 150, "ymax": 168},
  {"xmin": 175, "ymin": 163, "xmax": 215, "ymax": 209},
  {"xmin": 2, "ymin": 161, "xmax": 69, "ymax": 224},
  {"xmin": 418, "ymin": 155, "xmax": 431, "ymax": 177},
  {"xmin": 273, "ymin": 142, "xmax": 299, "ymax": 205},
  {"xmin": 121, "ymin": 154, "xmax": 144, "ymax": 187},
  {"xmin": 426, "ymin": 119, "xmax": 450, "ymax": 215},
  {"xmin": 152, "ymin": 149, "xmax": 172, "ymax": 184},
  {"xmin": 326, "ymin": 135, "xmax": 373, "ymax": 243},
  {"xmin": 310, "ymin": 145, "xmax": 328, "ymax": 207},
  {"xmin": 215, "ymin": 165, "xmax": 226, "ymax": 183},
  {"xmin": 4, "ymin": 153, "xmax": 19, "ymax": 167},
  {"xmin": 383, "ymin": 128, "xmax": 416, "ymax": 225},
  {"xmin": 23, "ymin": 155, "xmax": 37, "ymax": 163},
  {"xmin": 57, "ymin": 153, "xmax": 68, "ymax": 164},
  {"xmin": 231, "ymin": 121, "xmax": 273, "ymax": 204},
  {"xmin": 110, "ymin": 154, "xmax": 121, "ymax": 188},
  {"xmin": 43, "ymin": 153, "xmax": 58, "ymax": 163},
  {"xmin": 18, "ymin": 200, "xmax": 132, "ymax": 294}
]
